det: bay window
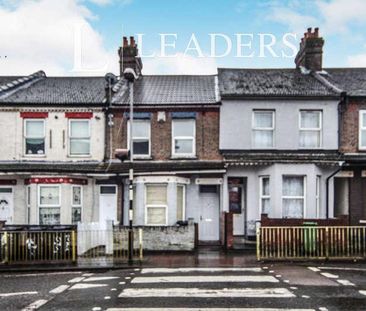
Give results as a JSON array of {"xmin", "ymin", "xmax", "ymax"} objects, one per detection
[
  {"xmin": 69, "ymin": 120, "xmax": 90, "ymax": 156},
  {"xmin": 259, "ymin": 176, "xmax": 270, "ymax": 214},
  {"xmin": 24, "ymin": 119, "xmax": 45, "ymax": 155},
  {"xmin": 145, "ymin": 184, "xmax": 168, "ymax": 225},
  {"xmin": 252, "ymin": 110, "xmax": 274, "ymax": 148},
  {"xmin": 71, "ymin": 186, "xmax": 82, "ymax": 224},
  {"xmin": 299, "ymin": 110, "xmax": 322, "ymax": 148},
  {"xmin": 359, "ymin": 111, "xmax": 366, "ymax": 149},
  {"xmin": 176, "ymin": 185, "xmax": 186, "ymax": 222},
  {"xmin": 128, "ymin": 120, "xmax": 150, "ymax": 157},
  {"xmin": 39, "ymin": 185, "xmax": 61, "ymax": 225},
  {"xmin": 282, "ymin": 176, "xmax": 305, "ymax": 218},
  {"xmin": 172, "ymin": 119, "xmax": 196, "ymax": 157}
]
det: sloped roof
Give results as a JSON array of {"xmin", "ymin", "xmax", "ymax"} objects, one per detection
[
  {"xmin": 218, "ymin": 68, "xmax": 339, "ymax": 98},
  {"xmin": 322, "ymin": 68, "xmax": 366, "ymax": 97},
  {"xmin": 0, "ymin": 76, "xmax": 106, "ymax": 105},
  {"xmin": 0, "ymin": 76, "xmax": 21, "ymax": 86},
  {"xmin": 112, "ymin": 75, "xmax": 218, "ymax": 105}
]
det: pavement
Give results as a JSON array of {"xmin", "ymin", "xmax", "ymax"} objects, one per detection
[{"xmin": 0, "ymin": 260, "xmax": 366, "ymax": 310}]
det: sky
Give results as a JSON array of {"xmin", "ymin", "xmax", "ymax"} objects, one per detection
[{"xmin": 0, "ymin": 0, "xmax": 366, "ymax": 76}]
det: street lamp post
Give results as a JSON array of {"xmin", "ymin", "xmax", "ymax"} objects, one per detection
[
  {"xmin": 114, "ymin": 68, "xmax": 138, "ymax": 265},
  {"xmin": 127, "ymin": 79, "xmax": 134, "ymax": 265}
]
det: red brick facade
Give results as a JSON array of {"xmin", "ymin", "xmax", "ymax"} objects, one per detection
[
  {"xmin": 340, "ymin": 99, "xmax": 366, "ymax": 153},
  {"xmin": 107, "ymin": 108, "xmax": 222, "ymax": 161}
]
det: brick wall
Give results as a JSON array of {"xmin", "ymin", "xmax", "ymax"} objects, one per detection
[
  {"xmin": 108, "ymin": 109, "xmax": 222, "ymax": 161},
  {"xmin": 340, "ymin": 99, "xmax": 366, "ymax": 153}
]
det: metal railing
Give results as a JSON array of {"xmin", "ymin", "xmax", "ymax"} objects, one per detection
[
  {"xmin": 0, "ymin": 227, "xmax": 143, "ymax": 266},
  {"xmin": 257, "ymin": 226, "xmax": 366, "ymax": 260},
  {"xmin": 1, "ymin": 230, "xmax": 76, "ymax": 264}
]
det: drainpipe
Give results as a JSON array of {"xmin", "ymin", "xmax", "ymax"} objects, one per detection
[{"xmin": 326, "ymin": 161, "xmax": 344, "ymax": 219}]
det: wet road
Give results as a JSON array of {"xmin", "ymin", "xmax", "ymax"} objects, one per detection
[{"xmin": 0, "ymin": 263, "xmax": 366, "ymax": 311}]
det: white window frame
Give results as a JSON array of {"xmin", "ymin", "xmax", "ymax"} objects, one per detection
[
  {"xmin": 26, "ymin": 185, "xmax": 31, "ymax": 224},
  {"xmin": 24, "ymin": 119, "xmax": 46, "ymax": 157},
  {"xmin": 172, "ymin": 119, "xmax": 196, "ymax": 158},
  {"xmin": 316, "ymin": 175, "xmax": 321, "ymax": 218},
  {"xmin": 252, "ymin": 110, "xmax": 275, "ymax": 149},
  {"xmin": 177, "ymin": 184, "xmax": 186, "ymax": 221},
  {"xmin": 71, "ymin": 185, "xmax": 83, "ymax": 224},
  {"xmin": 281, "ymin": 175, "xmax": 306, "ymax": 218},
  {"xmin": 127, "ymin": 119, "xmax": 151, "ymax": 158},
  {"xmin": 38, "ymin": 184, "xmax": 61, "ymax": 224},
  {"xmin": 68, "ymin": 119, "xmax": 91, "ymax": 156},
  {"xmin": 259, "ymin": 176, "xmax": 270, "ymax": 215},
  {"xmin": 299, "ymin": 110, "xmax": 322, "ymax": 148},
  {"xmin": 144, "ymin": 184, "xmax": 168, "ymax": 226},
  {"xmin": 359, "ymin": 110, "xmax": 366, "ymax": 150}
]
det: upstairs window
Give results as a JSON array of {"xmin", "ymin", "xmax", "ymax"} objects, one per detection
[
  {"xmin": 252, "ymin": 111, "xmax": 274, "ymax": 148},
  {"xmin": 359, "ymin": 111, "xmax": 366, "ymax": 150},
  {"xmin": 24, "ymin": 119, "xmax": 45, "ymax": 155},
  {"xmin": 69, "ymin": 120, "xmax": 90, "ymax": 156},
  {"xmin": 299, "ymin": 110, "xmax": 322, "ymax": 148},
  {"xmin": 128, "ymin": 120, "xmax": 150, "ymax": 157},
  {"xmin": 172, "ymin": 119, "xmax": 196, "ymax": 157}
]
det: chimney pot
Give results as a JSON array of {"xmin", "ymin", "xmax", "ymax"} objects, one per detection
[
  {"xmin": 130, "ymin": 36, "xmax": 135, "ymax": 47},
  {"xmin": 307, "ymin": 27, "xmax": 312, "ymax": 33},
  {"xmin": 123, "ymin": 37, "xmax": 128, "ymax": 47}
]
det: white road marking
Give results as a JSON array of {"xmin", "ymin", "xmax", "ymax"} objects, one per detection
[
  {"xmin": 320, "ymin": 272, "xmax": 338, "ymax": 279},
  {"xmin": 125, "ymin": 277, "xmax": 131, "ymax": 279},
  {"xmin": 108, "ymin": 309, "xmax": 315, "ymax": 311},
  {"xmin": 318, "ymin": 267, "xmax": 366, "ymax": 272},
  {"xmin": 141, "ymin": 267, "xmax": 262, "ymax": 274},
  {"xmin": 68, "ymin": 277, "xmax": 85, "ymax": 283},
  {"xmin": 22, "ymin": 299, "xmax": 48, "ymax": 311},
  {"xmin": 92, "ymin": 308, "xmax": 102, "ymax": 311},
  {"xmin": 111, "ymin": 288, "xmax": 117, "ymax": 291},
  {"xmin": 0, "ymin": 291, "xmax": 37, "ymax": 297},
  {"xmin": 283, "ymin": 280, "xmax": 290, "ymax": 283},
  {"xmin": 83, "ymin": 276, "xmax": 119, "ymax": 282},
  {"xmin": 69, "ymin": 283, "xmax": 108, "ymax": 290},
  {"xmin": 119, "ymin": 287, "xmax": 295, "ymax": 298},
  {"xmin": 119, "ymin": 282, "xmax": 126, "ymax": 285},
  {"xmin": 319, "ymin": 308, "xmax": 328, "ymax": 311},
  {"xmin": 49, "ymin": 285, "xmax": 69, "ymax": 294},
  {"xmin": 337, "ymin": 279, "xmax": 355, "ymax": 286},
  {"xmin": 132, "ymin": 275, "xmax": 279, "ymax": 284},
  {"xmin": 302, "ymin": 295, "xmax": 310, "ymax": 299},
  {"xmin": 308, "ymin": 267, "xmax": 320, "ymax": 272},
  {"xmin": 1, "ymin": 271, "xmax": 82, "ymax": 278},
  {"xmin": 82, "ymin": 273, "xmax": 94, "ymax": 277},
  {"xmin": 359, "ymin": 290, "xmax": 366, "ymax": 296},
  {"xmin": 290, "ymin": 287, "xmax": 298, "ymax": 290},
  {"xmin": 104, "ymin": 296, "xmax": 111, "ymax": 300},
  {"xmin": 276, "ymin": 275, "xmax": 282, "ymax": 278},
  {"xmin": 134, "ymin": 268, "xmax": 140, "ymax": 271}
]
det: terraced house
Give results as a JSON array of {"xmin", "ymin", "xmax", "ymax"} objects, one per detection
[{"xmin": 0, "ymin": 29, "xmax": 366, "ymax": 252}]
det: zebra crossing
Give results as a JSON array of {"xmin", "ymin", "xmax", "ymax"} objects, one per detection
[{"xmin": 111, "ymin": 267, "xmax": 316, "ymax": 311}]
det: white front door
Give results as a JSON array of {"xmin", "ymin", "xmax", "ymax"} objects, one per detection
[
  {"xmin": 99, "ymin": 185, "xmax": 117, "ymax": 229},
  {"xmin": 0, "ymin": 187, "xmax": 13, "ymax": 224},
  {"xmin": 199, "ymin": 192, "xmax": 220, "ymax": 241}
]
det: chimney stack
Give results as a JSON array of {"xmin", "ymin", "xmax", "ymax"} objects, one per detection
[
  {"xmin": 295, "ymin": 27, "xmax": 324, "ymax": 72},
  {"xmin": 118, "ymin": 36, "xmax": 143, "ymax": 77}
]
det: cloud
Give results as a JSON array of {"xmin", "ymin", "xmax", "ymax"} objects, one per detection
[
  {"xmin": 86, "ymin": 0, "xmax": 132, "ymax": 6},
  {"xmin": 142, "ymin": 53, "xmax": 217, "ymax": 75},
  {"xmin": 0, "ymin": 0, "xmax": 118, "ymax": 76},
  {"xmin": 267, "ymin": 0, "xmax": 366, "ymax": 35}
]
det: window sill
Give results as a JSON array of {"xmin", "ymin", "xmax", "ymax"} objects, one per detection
[
  {"xmin": 67, "ymin": 155, "xmax": 92, "ymax": 159},
  {"xmin": 170, "ymin": 156, "xmax": 197, "ymax": 160},
  {"xmin": 23, "ymin": 154, "xmax": 47, "ymax": 158},
  {"xmin": 133, "ymin": 156, "xmax": 152, "ymax": 160}
]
